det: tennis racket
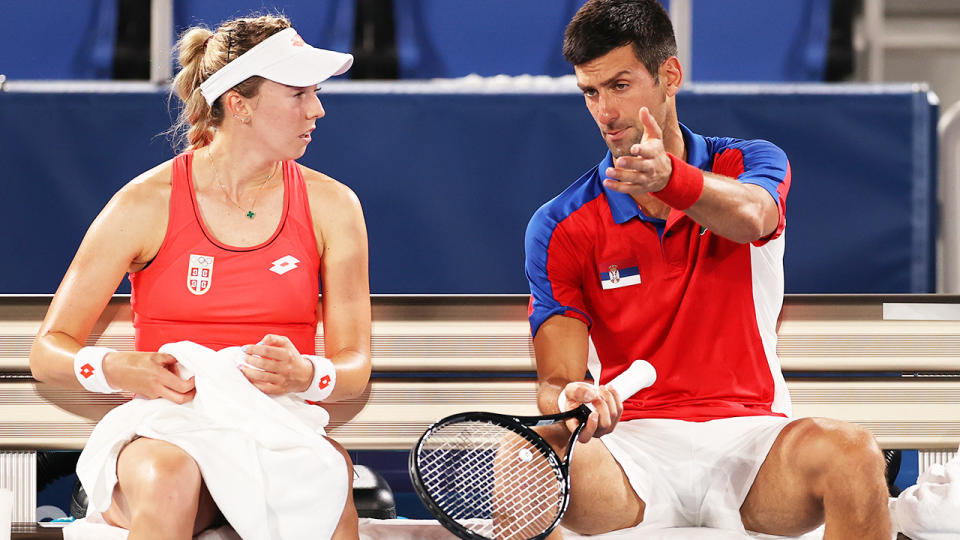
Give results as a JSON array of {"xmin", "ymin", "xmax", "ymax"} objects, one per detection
[{"xmin": 409, "ymin": 360, "xmax": 657, "ymax": 540}]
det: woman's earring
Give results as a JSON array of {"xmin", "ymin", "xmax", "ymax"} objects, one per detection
[{"xmin": 232, "ymin": 113, "xmax": 250, "ymax": 125}]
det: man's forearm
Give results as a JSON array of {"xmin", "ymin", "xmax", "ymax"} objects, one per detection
[{"xmin": 537, "ymin": 379, "xmax": 567, "ymax": 414}]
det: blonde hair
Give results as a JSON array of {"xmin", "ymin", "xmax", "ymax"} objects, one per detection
[{"xmin": 169, "ymin": 14, "xmax": 292, "ymax": 150}]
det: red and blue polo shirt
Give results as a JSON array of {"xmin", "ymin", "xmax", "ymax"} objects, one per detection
[{"xmin": 525, "ymin": 124, "xmax": 792, "ymax": 422}]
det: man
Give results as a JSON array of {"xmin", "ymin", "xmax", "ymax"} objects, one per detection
[{"xmin": 524, "ymin": 0, "xmax": 890, "ymax": 537}]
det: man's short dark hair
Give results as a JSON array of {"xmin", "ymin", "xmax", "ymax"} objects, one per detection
[{"xmin": 563, "ymin": 0, "xmax": 677, "ymax": 79}]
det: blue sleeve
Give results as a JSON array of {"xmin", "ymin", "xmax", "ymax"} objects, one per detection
[
  {"xmin": 524, "ymin": 205, "xmax": 592, "ymax": 338},
  {"xmin": 729, "ymin": 139, "xmax": 790, "ymax": 204}
]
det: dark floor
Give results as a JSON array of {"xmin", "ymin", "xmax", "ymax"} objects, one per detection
[{"xmin": 12, "ymin": 522, "xmax": 63, "ymax": 539}]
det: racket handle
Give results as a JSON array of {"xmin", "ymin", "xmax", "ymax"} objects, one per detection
[
  {"xmin": 561, "ymin": 360, "xmax": 657, "ymax": 413},
  {"xmin": 607, "ymin": 359, "xmax": 657, "ymax": 400}
]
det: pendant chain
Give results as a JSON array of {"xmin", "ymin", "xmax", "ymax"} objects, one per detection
[{"xmin": 206, "ymin": 148, "xmax": 278, "ymax": 219}]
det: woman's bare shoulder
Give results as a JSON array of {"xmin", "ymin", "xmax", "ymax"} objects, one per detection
[
  {"xmin": 298, "ymin": 163, "xmax": 362, "ymax": 213},
  {"xmin": 117, "ymin": 160, "xmax": 174, "ymax": 204},
  {"xmin": 74, "ymin": 159, "xmax": 177, "ymax": 270},
  {"xmin": 98, "ymin": 159, "xmax": 176, "ymax": 240}
]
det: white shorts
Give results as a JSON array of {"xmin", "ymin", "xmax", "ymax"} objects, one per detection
[{"xmin": 599, "ymin": 415, "xmax": 793, "ymax": 532}]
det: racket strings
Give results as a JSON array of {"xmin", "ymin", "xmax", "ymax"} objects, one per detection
[{"xmin": 417, "ymin": 420, "xmax": 565, "ymax": 539}]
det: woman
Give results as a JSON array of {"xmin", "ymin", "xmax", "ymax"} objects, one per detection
[{"xmin": 29, "ymin": 14, "xmax": 370, "ymax": 540}]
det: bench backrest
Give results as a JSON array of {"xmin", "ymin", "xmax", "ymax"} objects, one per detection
[{"xmin": 2, "ymin": 295, "xmax": 959, "ymax": 450}]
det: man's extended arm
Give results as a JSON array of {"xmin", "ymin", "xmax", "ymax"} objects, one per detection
[{"xmin": 604, "ymin": 107, "xmax": 783, "ymax": 244}]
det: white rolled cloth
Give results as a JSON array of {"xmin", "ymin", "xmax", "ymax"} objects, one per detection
[
  {"xmin": 72, "ymin": 341, "xmax": 347, "ymax": 540},
  {"xmin": 890, "ymin": 452, "xmax": 960, "ymax": 540}
]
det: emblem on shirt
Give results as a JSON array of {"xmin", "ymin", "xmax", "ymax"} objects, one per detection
[
  {"xmin": 599, "ymin": 260, "xmax": 641, "ymax": 290},
  {"xmin": 608, "ymin": 265, "xmax": 621, "ymax": 284},
  {"xmin": 187, "ymin": 254, "xmax": 215, "ymax": 295},
  {"xmin": 269, "ymin": 255, "xmax": 300, "ymax": 275}
]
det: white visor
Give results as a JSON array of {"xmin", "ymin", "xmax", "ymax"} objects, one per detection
[{"xmin": 199, "ymin": 27, "xmax": 353, "ymax": 106}]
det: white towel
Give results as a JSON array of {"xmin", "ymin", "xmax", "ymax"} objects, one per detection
[
  {"xmin": 71, "ymin": 341, "xmax": 348, "ymax": 540},
  {"xmin": 890, "ymin": 450, "xmax": 960, "ymax": 540}
]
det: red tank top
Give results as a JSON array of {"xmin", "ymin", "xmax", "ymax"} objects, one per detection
[{"xmin": 129, "ymin": 152, "xmax": 320, "ymax": 353}]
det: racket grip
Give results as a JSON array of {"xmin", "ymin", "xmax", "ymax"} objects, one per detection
[
  {"xmin": 559, "ymin": 360, "xmax": 657, "ymax": 413},
  {"xmin": 607, "ymin": 359, "xmax": 657, "ymax": 400}
]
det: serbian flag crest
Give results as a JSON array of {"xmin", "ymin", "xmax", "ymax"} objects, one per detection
[
  {"xmin": 187, "ymin": 254, "xmax": 215, "ymax": 295},
  {"xmin": 599, "ymin": 260, "xmax": 641, "ymax": 290}
]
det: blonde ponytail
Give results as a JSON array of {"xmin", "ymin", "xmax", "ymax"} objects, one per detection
[{"xmin": 167, "ymin": 14, "xmax": 292, "ymax": 151}]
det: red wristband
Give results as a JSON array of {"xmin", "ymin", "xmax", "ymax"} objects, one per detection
[{"xmin": 653, "ymin": 153, "xmax": 704, "ymax": 210}]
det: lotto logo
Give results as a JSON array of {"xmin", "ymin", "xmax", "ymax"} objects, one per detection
[
  {"xmin": 270, "ymin": 255, "xmax": 300, "ymax": 275},
  {"xmin": 318, "ymin": 375, "xmax": 331, "ymax": 389},
  {"xmin": 79, "ymin": 363, "xmax": 95, "ymax": 379}
]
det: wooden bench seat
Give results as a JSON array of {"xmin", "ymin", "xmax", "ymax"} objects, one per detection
[{"xmin": 1, "ymin": 294, "xmax": 959, "ymax": 523}]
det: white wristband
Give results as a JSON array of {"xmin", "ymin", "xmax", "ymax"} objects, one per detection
[
  {"xmin": 557, "ymin": 390, "xmax": 570, "ymax": 413},
  {"xmin": 294, "ymin": 355, "xmax": 336, "ymax": 402},
  {"xmin": 74, "ymin": 346, "xmax": 121, "ymax": 394},
  {"xmin": 557, "ymin": 382, "xmax": 600, "ymax": 412}
]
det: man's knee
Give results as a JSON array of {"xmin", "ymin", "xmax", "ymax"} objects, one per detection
[
  {"xmin": 562, "ymin": 438, "xmax": 644, "ymax": 534},
  {"xmin": 787, "ymin": 418, "xmax": 885, "ymax": 490},
  {"xmin": 533, "ymin": 423, "xmax": 573, "ymax": 455}
]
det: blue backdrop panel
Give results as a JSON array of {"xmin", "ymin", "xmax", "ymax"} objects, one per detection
[
  {"xmin": 394, "ymin": 0, "xmax": 829, "ymax": 81},
  {"xmin": 394, "ymin": 0, "xmax": 587, "ymax": 78},
  {"xmin": 0, "ymin": 0, "xmax": 117, "ymax": 79},
  {"xmin": 308, "ymin": 91, "xmax": 604, "ymax": 293},
  {"xmin": 0, "ymin": 84, "xmax": 936, "ymax": 294},
  {"xmin": 688, "ymin": 0, "xmax": 831, "ymax": 82},
  {"xmin": 173, "ymin": 0, "xmax": 354, "ymax": 59},
  {"xmin": 0, "ymin": 88, "xmax": 176, "ymax": 293},
  {"xmin": 677, "ymin": 86, "xmax": 937, "ymax": 293}
]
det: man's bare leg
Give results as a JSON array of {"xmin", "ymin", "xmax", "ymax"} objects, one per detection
[
  {"xmin": 535, "ymin": 424, "xmax": 645, "ymax": 536},
  {"xmin": 741, "ymin": 417, "xmax": 891, "ymax": 539}
]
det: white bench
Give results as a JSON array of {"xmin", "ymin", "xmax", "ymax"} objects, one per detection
[{"xmin": 2, "ymin": 294, "xmax": 959, "ymax": 522}]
